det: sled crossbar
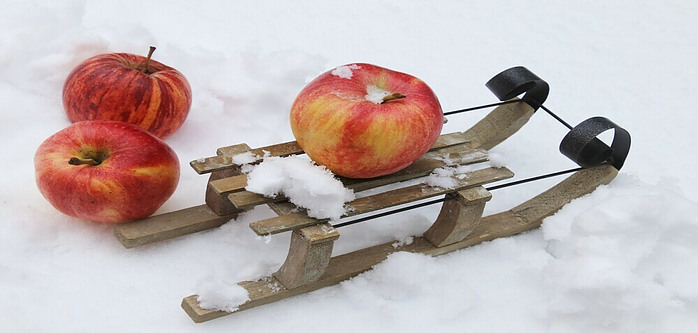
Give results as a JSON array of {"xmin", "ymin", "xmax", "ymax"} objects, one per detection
[{"xmin": 190, "ymin": 131, "xmax": 476, "ymax": 175}]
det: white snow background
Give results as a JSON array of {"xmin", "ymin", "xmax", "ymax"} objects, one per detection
[{"xmin": 2, "ymin": 1, "xmax": 697, "ymax": 332}]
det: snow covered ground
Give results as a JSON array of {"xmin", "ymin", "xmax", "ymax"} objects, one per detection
[{"xmin": 2, "ymin": 1, "xmax": 697, "ymax": 332}]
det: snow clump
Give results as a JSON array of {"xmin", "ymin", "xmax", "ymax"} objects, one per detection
[
  {"xmin": 232, "ymin": 151, "xmax": 259, "ymax": 165},
  {"xmin": 195, "ymin": 276, "xmax": 250, "ymax": 313},
  {"xmin": 425, "ymin": 167, "xmax": 461, "ymax": 189},
  {"xmin": 245, "ymin": 155, "xmax": 355, "ymax": 220},
  {"xmin": 331, "ymin": 64, "xmax": 361, "ymax": 79},
  {"xmin": 425, "ymin": 156, "xmax": 509, "ymax": 189},
  {"xmin": 365, "ymin": 84, "xmax": 391, "ymax": 104},
  {"xmin": 487, "ymin": 152, "xmax": 507, "ymax": 168}
]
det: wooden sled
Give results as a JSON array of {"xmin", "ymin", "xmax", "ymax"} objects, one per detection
[{"xmin": 112, "ymin": 67, "xmax": 630, "ymax": 323}]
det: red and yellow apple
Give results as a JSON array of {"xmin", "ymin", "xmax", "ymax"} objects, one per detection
[
  {"xmin": 34, "ymin": 120, "xmax": 180, "ymax": 223},
  {"xmin": 290, "ymin": 63, "xmax": 443, "ymax": 178},
  {"xmin": 62, "ymin": 47, "xmax": 192, "ymax": 139}
]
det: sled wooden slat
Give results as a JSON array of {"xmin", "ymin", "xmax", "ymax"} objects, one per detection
[
  {"xmin": 342, "ymin": 147, "xmax": 489, "ymax": 193},
  {"xmin": 461, "ymin": 98, "xmax": 535, "ymax": 150},
  {"xmin": 218, "ymin": 141, "xmax": 302, "ymax": 158},
  {"xmin": 190, "ymin": 141, "xmax": 302, "ymax": 174},
  {"xmin": 210, "ymin": 146, "xmax": 487, "ymax": 198},
  {"xmin": 190, "ymin": 155, "xmax": 234, "ymax": 175},
  {"xmin": 190, "ymin": 132, "xmax": 473, "ymax": 175},
  {"xmin": 113, "ymin": 205, "xmax": 236, "ymax": 248},
  {"xmin": 190, "ymin": 144, "xmax": 251, "ymax": 175},
  {"xmin": 208, "ymin": 174, "xmax": 248, "ymax": 196},
  {"xmin": 267, "ymin": 201, "xmax": 298, "ymax": 216},
  {"xmin": 181, "ymin": 165, "xmax": 618, "ymax": 323},
  {"xmin": 228, "ymin": 147, "xmax": 490, "ymax": 210},
  {"xmin": 249, "ymin": 166, "xmax": 514, "ymax": 236}
]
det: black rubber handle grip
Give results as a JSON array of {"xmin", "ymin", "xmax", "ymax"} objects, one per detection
[
  {"xmin": 559, "ymin": 117, "xmax": 631, "ymax": 170},
  {"xmin": 486, "ymin": 66, "xmax": 549, "ymax": 110}
]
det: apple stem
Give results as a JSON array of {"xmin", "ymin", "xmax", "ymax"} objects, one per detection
[
  {"xmin": 139, "ymin": 46, "xmax": 157, "ymax": 74},
  {"xmin": 381, "ymin": 93, "xmax": 406, "ymax": 104},
  {"xmin": 69, "ymin": 157, "xmax": 101, "ymax": 166}
]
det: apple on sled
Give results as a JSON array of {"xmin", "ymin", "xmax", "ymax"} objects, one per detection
[{"xmin": 290, "ymin": 63, "xmax": 444, "ymax": 179}]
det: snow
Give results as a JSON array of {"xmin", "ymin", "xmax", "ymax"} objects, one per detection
[
  {"xmin": 488, "ymin": 152, "xmax": 508, "ymax": 168},
  {"xmin": 392, "ymin": 236, "xmax": 415, "ymax": 249},
  {"xmin": 425, "ymin": 167, "xmax": 462, "ymax": 189},
  {"xmin": 425, "ymin": 160, "xmax": 502, "ymax": 189},
  {"xmin": 2, "ymin": 1, "xmax": 698, "ymax": 332},
  {"xmin": 331, "ymin": 64, "xmax": 361, "ymax": 79},
  {"xmin": 365, "ymin": 84, "xmax": 392, "ymax": 104},
  {"xmin": 539, "ymin": 176, "xmax": 698, "ymax": 332},
  {"xmin": 244, "ymin": 154, "xmax": 355, "ymax": 220},
  {"xmin": 231, "ymin": 151, "xmax": 259, "ymax": 165},
  {"xmin": 195, "ymin": 276, "xmax": 250, "ymax": 313}
]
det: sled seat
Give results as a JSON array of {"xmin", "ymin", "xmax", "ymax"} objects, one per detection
[
  {"xmin": 114, "ymin": 129, "xmax": 511, "ymax": 248},
  {"xmin": 186, "ymin": 130, "xmax": 515, "ymax": 284},
  {"xmin": 205, "ymin": 137, "xmax": 512, "ymax": 286}
]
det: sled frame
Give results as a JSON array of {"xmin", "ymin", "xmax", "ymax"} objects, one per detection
[{"xmin": 111, "ymin": 99, "xmax": 619, "ymax": 323}]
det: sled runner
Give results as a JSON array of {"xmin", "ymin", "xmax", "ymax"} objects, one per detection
[{"xmin": 112, "ymin": 67, "xmax": 630, "ymax": 323}]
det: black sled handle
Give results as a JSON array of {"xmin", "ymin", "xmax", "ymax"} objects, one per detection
[
  {"xmin": 485, "ymin": 66, "xmax": 549, "ymax": 111},
  {"xmin": 484, "ymin": 66, "xmax": 630, "ymax": 170},
  {"xmin": 559, "ymin": 117, "xmax": 631, "ymax": 170}
]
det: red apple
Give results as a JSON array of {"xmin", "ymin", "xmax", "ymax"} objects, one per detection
[
  {"xmin": 289, "ymin": 63, "xmax": 444, "ymax": 178},
  {"xmin": 34, "ymin": 120, "xmax": 180, "ymax": 223},
  {"xmin": 62, "ymin": 47, "xmax": 192, "ymax": 139}
]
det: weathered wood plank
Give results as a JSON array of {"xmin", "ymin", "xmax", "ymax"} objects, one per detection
[
  {"xmin": 432, "ymin": 131, "xmax": 470, "ymax": 147},
  {"xmin": 204, "ymin": 144, "xmax": 250, "ymax": 215},
  {"xmin": 273, "ymin": 223, "xmax": 340, "ymax": 289},
  {"xmin": 190, "ymin": 143, "xmax": 251, "ymax": 174},
  {"xmin": 460, "ymin": 98, "xmax": 535, "ymax": 150},
  {"xmin": 206, "ymin": 167, "xmax": 244, "ymax": 216},
  {"xmin": 423, "ymin": 186, "xmax": 492, "ymax": 247},
  {"xmin": 341, "ymin": 147, "xmax": 489, "ymax": 193},
  {"xmin": 217, "ymin": 141, "xmax": 301, "ymax": 157},
  {"xmin": 229, "ymin": 147, "xmax": 489, "ymax": 210},
  {"xmin": 113, "ymin": 205, "xmax": 236, "ymax": 248},
  {"xmin": 510, "ymin": 164, "xmax": 619, "ymax": 225},
  {"xmin": 190, "ymin": 141, "xmax": 300, "ymax": 175},
  {"xmin": 267, "ymin": 202, "xmax": 298, "ymax": 216},
  {"xmin": 249, "ymin": 166, "xmax": 514, "ymax": 235},
  {"xmin": 208, "ymin": 173, "xmax": 248, "ymax": 196},
  {"xmin": 190, "ymin": 155, "xmax": 234, "ymax": 175},
  {"xmin": 181, "ymin": 165, "xmax": 618, "ymax": 323},
  {"xmin": 208, "ymin": 140, "xmax": 484, "ymax": 196},
  {"xmin": 189, "ymin": 132, "xmax": 474, "ymax": 175}
]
